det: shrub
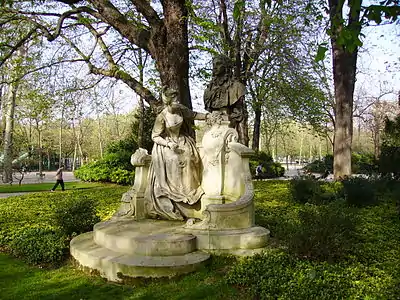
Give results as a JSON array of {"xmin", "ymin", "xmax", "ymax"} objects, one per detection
[
  {"xmin": 352, "ymin": 153, "xmax": 378, "ymax": 174},
  {"xmin": 304, "ymin": 154, "xmax": 333, "ymax": 173},
  {"xmin": 227, "ymin": 250, "xmax": 396, "ymax": 300},
  {"xmin": 379, "ymin": 145, "xmax": 400, "ymax": 178},
  {"xmin": 53, "ymin": 194, "xmax": 100, "ymax": 236},
  {"xmin": 10, "ymin": 227, "xmax": 68, "ymax": 266},
  {"xmin": 289, "ymin": 177, "xmax": 338, "ymax": 204},
  {"xmin": 342, "ymin": 177, "xmax": 377, "ymax": 207},
  {"xmin": 250, "ymin": 151, "xmax": 285, "ymax": 178},
  {"xmin": 286, "ymin": 202, "xmax": 357, "ymax": 261},
  {"xmin": 305, "ymin": 153, "xmax": 377, "ymax": 175},
  {"xmin": 289, "ymin": 177, "xmax": 321, "ymax": 204},
  {"xmin": 74, "ymin": 161, "xmax": 134, "ymax": 185},
  {"xmin": 109, "ymin": 168, "xmax": 134, "ymax": 185}
]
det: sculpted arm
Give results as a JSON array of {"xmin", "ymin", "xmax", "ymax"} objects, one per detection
[
  {"xmin": 179, "ymin": 104, "xmax": 209, "ymax": 121},
  {"xmin": 151, "ymin": 114, "xmax": 168, "ymax": 146},
  {"xmin": 151, "ymin": 114, "xmax": 177, "ymax": 149}
]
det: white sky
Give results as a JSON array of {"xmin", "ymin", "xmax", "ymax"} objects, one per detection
[
  {"xmin": 114, "ymin": 20, "xmax": 400, "ymax": 114},
  {"xmin": 357, "ymin": 22, "xmax": 400, "ymax": 99}
]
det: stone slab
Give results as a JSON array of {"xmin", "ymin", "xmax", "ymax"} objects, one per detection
[
  {"xmin": 70, "ymin": 231, "xmax": 210, "ymax": 282},
  {"xmin": 188, "ymin": 226, "xmax": 270, "ymax": 251},
  {"xmin": 93, "ymin": 219, "xmax": 196, "ymax": 256}
]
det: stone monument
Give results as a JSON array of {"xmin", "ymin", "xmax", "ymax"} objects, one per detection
[{"xmin": 70, "ymin": 66, "xmax": 270, "ymax": 282}]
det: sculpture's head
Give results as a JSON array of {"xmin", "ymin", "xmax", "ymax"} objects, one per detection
[
  {"xmin": 162, "ymin": 86, "xmax": 180, "ymax": 112},
  {"xmin": 212, "ymin": 55, "xmax": 231, "ymax": 77}
]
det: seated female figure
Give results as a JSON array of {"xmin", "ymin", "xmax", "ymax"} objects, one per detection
[{"xmin": 145, "ymin": 87, "xmax": 208, "ymax": 220}]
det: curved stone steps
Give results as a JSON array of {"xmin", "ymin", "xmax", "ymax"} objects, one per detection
[
  {"xmin": 70, "ymin": 232, "xmax": 210, "ymax": 282},
  {"xmin": 93, "ymin": 219, "xmax": 197, "ymax": 256}
]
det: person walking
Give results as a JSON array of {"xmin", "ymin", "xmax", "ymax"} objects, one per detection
[{"xmin": 51, "ymin": 164, "xmax": 65, "ymax": 191}]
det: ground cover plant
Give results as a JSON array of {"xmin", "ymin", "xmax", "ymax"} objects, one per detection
[{"xmin": 0, "ymin": 180, "xmax": 399, "ymax": 299}]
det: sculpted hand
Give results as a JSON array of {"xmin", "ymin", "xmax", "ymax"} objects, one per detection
[{"xmin": 167, "ymin": 141, "xmax": 178, "ymax": 151}]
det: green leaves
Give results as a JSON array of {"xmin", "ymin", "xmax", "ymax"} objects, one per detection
[
  {"xmin": 315, "ymin": 44, "xmax": 329, "ymax": 62},
  {"xmin": 233, "ymin": 0, "xmax": 245, "ymax": 20},
  {"xmin": 366, "ymin": 4, "xmax": 400, "ymax": 24}
]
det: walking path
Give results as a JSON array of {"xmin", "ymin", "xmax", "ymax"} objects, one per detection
[{"xmin": 0, "ymin": 171, "xmax": 79, "ymax": 198}]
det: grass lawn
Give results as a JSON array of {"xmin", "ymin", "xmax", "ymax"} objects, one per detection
[
  {"xmin": 0, "ymin": 254, "xmax": 245, "ymax": 300},
  {"xmin": 0, "ymin": 180, "xmax": 399, "ymax": 299},
  {"xmin": 0, "ymin": 182, "xmax": 105, "ymax": 193}
]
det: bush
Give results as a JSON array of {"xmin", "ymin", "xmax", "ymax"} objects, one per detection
[
  {"xmin": 74, "ymin": 136, "xmax": 136, "ymax": 185},
  {"xmin": 305, "ymin": 153, "xmax": 377, "ymax": 175},
  {"xmin": 74, "ymin": 160, "xmax": 134, "ymax": 185},
  {"xmin": 379, "ymin": 145, "xmax": 400, "ymax": 178},
  {"xmin": 53, "ymin": 194, "xmax": 100, "ymax": 236},
  {"xmin": 286, "ymin": 202, "xmax": 357, "ymax": 261},
  {"xmin": 289, "ymin": 177, "xmax": 339, "ymax": 204},
  {"xmin": 304, "ymin": 154, "xmax": 333, "ymax": 173},
  {"xmin": 227, "ymin": 250, "xmax": 396, "ymax": 300},
  {"xmin": 10, "ymin": 227, "xmax": 68, "ymax": 266},
  {"xmin": 290, "ymin": 177, "xmax": 322, "ymax": 204},
  {"xmin": 250, "ymin": 151, "xmax": 285, "ymax": 178},
  {"xmin": 342, "ymin": 177, "xmax": 377, "ymax": 207},
  {"xmin": 352, "ymin": 153, "xmax": 378, "ymax": 174},
  {"xmin": 109, "ymin": 168, "xmax": 134, "ymax": 185}
]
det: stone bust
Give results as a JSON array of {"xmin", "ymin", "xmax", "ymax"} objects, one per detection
[{"xmin": 203, "ymin": 55, "xmax": 246, "ymax": 126}]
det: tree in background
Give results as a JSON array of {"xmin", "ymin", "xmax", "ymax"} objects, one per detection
[{"xmin": 322, "ymin": 0, "xmax": 400, "ymax": 178}]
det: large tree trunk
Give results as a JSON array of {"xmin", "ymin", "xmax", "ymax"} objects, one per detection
[
  {"xmin": 252, "ymin": 107, "xmax": 262, "ymax": 151},
  {"xmin": 332, "ymin": 45, "xmax": 357, "ymax": 179},
  {"xmin": 2, "ymin": 82, "xmax": 18, "ymax": 183},
  {"xmin": 152, "ymin": 0, "xmax": 191, "ymax": 108},
  {"xmin": 138, "ymin": 49, "xmax": 145, "ymax": 148},
  {"xmin": 329, "ymin": 0, "xmax": 361, "ymax": 179}
]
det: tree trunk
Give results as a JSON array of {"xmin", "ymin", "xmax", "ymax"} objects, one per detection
[
  {"xmin": 97, "ymin": 113, "xmax": 103, "ymax": 158},
  {"xmin": 152, "ymin": 0, "xmax": 191, "ymax": 108},
  {"xmin": 237, "ymin": 100, "xmax": 249, "ymax": 146},
  {"xmin": 138, "ymin": 49, "xmax": 145, "ymax": 148},
  {"xmin": 38, "ymin": 129, "xmax": 43, "ymax": 175},
  {"xmin": 59, "ymin": 107, "xmax": 63, "ymax": 166},
  {"xmin": 329, "ymin": 0, "xmax": 361, "ymax": 179},
  {"xmin": 332, "ymin": 45, "xmax": 357, "ymax": 179},
  {"xmin": 252, "ymin": 107, "xmax": 262, "ymax": 151},
  {"xmin": 0, "ymin": 81, "xmax": 6, "ymax": 144},
  {"xmin": 2, "ymin": 82, "xmax": 18, "ymax": 183},
  {"xmin": 72, "ymin": 142, "xmax": 77, "ymax": 171}
]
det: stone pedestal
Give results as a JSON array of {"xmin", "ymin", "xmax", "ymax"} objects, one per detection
[
  {"xmin": 70, "ymin": 219, "xmax": 210, "ymax": 282},
  {"xmin": 71, "ymin": 119, "xmax": 271, "ymax": 282}
]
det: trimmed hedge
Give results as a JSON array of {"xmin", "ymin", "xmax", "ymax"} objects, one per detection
[
  {"xmin": 74, "ymin": 159, "xmax": 134, "ymax": 185},
  {"xmin": 0, "ymin": 185, "xmax": 128, "ymax": 266}
]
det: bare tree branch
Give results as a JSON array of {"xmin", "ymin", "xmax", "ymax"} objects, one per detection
[
  {"xmin": 131, "ymin": 0, "xmax": 162, "ymax": 27},
  {"xmin": 0, "ymin": 28, "xmax": 37, "ymax": 68},
  {"xmin": 89, "ymin": 0, "xmax": 152, "ymax": 53}
]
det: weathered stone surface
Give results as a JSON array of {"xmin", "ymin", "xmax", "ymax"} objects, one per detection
[
  {"xmin": 189, "ymin": 226, "xmax": 270, "ymax": 251},
  {"xmin": 70, "ymin": 231, "xmax": 210, "ymax": 282},
  {"xmin": 71, "ymin": 84, "xmax": 271, "ymax": 282},
  {"xmin": 93, "ymin": 219, "xmax": 196, "ymax": 256}
]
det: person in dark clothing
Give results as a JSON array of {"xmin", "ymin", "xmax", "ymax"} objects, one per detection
[{"xmin": 51, "ymin": 164, "xmax": 65, "ymax": 191}]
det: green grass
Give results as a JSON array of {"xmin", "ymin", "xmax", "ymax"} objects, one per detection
[
  {"xmin": 0, "ymin": 182, "xmax": 105, "ymax": 193},
  {"xmin": 0, "ymin": 253, "xmax": 246, "ymax": 300},
  {"xmin": 0, "ymin": 181, "xmax": 400, "ymax": 299}
]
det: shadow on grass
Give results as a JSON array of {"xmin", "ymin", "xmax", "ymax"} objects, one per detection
[{"xmin": 0, "ymin": 254, "xmax": 245, "ymax": 300}]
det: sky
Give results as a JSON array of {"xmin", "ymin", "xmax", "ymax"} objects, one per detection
[
  {"xmin": 356, "ymin": 22, "xmax": 400, "ymax": 100},
  {"xmin": 111, "ymin": 15, "xmax": 400, "ymax": 115}
]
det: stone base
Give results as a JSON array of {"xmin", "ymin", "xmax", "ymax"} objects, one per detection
[
  {"xmin": 187, "ymin": 226, "xmax": 270, "ymax": 252},
  {"xmin": 70, "ymin": 218, "xmax": 269, "ymax": 282},
  {"xmin": 70, "ymin": 219, "xmax": 210, "ymax": 282},
  {"xmin": 71, "ymin": 232, "xmax": 209, "ymax": 282}
]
